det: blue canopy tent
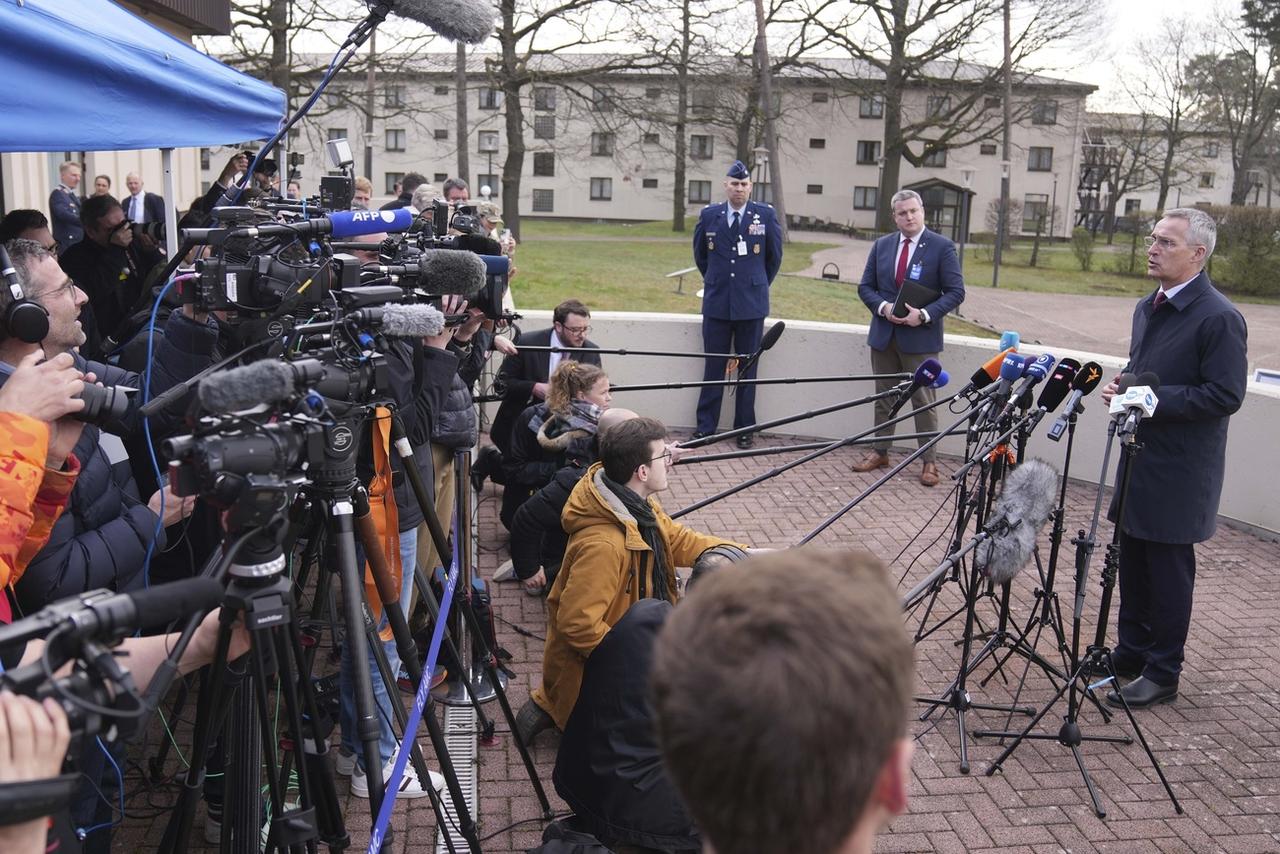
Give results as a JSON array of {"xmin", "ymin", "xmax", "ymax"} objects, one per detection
[
  {"xmin": 0, "ymin": 0, "xmax": 286, "ymax": 251},
  {"xmin": 0, "ymin": 0, "xmax": 285, "ymax": 152}
]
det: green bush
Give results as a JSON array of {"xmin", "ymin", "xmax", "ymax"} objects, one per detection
[
  {"xmin": 1070, "ymin": 227, "xmax": 1095, "ymax": 272},
  {"xmin": 1204, "ymin": 205, "xmax": 1280, "ymax": 297}
]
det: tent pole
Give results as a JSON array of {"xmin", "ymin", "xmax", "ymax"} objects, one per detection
[{"xmin": 162, "ymin": 147, "xmax": 178, "ymax": 258}]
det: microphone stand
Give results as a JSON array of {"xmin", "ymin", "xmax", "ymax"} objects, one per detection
[
  {"xmin": 608, "ymin": 372, "xmax": 910, "ymax": 392},
  {"xmin": 671, "ymin": 389, "xmax": 964, "ymax": 518},
  {"xmin": 677, "ymin": 428, "xmax": 967, "ymax": 465},
  {"xmin": 978, "ymin": 419, "xmax": 1184, "ymax": 818}
]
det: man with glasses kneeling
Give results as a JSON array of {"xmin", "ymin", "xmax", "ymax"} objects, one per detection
[{"xmin": 515, "ymin": 416, "xmax": 750, "ymax": 745}]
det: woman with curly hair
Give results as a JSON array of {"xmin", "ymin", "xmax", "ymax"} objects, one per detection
[{"xmin": 500, "ymin": 360, "xmax": 611, "ymax": 531}]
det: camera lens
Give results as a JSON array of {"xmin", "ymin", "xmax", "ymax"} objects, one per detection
[{"xmin": 73, "ymin": 384, "xmax": 132, "ymax": 425}]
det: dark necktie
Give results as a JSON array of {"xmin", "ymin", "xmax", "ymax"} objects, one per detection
[
  {"xmin": 894, "ymin": 237, "xmax": 912, "ymax": 287},
  {"xmin": 731, "ymin": 211, "xmax": 740, "ymax": 235},
  {"xmin": 1153, "ymin": 290, "xmax": 1167, "ymax": 309}
]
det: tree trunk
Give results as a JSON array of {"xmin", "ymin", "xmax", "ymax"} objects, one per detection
[
  {"xmin": 671, "ymin": 0, "xmax": 691, "ymax": 232},
  {"xmin": 456, "ymin": 44, "xmax": 470, "ymax": 185},
  {"xmin": 877, "ymin": 0, "xmax": 909, "ymax": 234},
  {"xmin": 752, "ymin": 0, "xmax": 787, "ymax": 239},
  {"xmin": 1029, "ymin": 214, "xmax": 1043, "ymax": 266},
  {"xmin": 268, "ymin": 0, "xmax": 290, "ymax": 102},
  {"xmin": 498, "ymin": 0, "xmax": 525, "ymax": 239},
  {"xmin": 363, "ymin": 29, "xmax": 376, "ymax": 181}
]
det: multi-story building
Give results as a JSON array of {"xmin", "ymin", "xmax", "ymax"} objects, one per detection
[{"xmin": 202, "ymin": 53, "xmax": 1095, "ymax": 241}]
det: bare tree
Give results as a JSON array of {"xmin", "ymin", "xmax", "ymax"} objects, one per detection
[
  {"xmin": 1122, "ymin": 19, "xmax": 1206, "ymax": 212},
  {"xmin": 787, "ymin": 0, "xmax": 1100, "ymax": 232},
  {"xmin": 1186, "ymin": 20, "xmax": 1280, "ymax": 205},
  {"xmin": 1086, "ymin": 113, "xmax": 1163, "ymax": 242}
]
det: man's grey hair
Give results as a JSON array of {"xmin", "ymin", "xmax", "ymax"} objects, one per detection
[
  {"xmin": 410, "ymin": 183, "xmax": 439, "ymax": 213},
  {"xmin": 442, "ymin": 177, "xmax": 469, "ymax": 196},
  {"xmin": 890, "ymin": 189, "xmax": 923, "ymax": 209},
  {"xmin": 1, "ymin": 239, "xmax": 54, "ymax": 307},
  {"xmin": 1162, "ymin": 207, "xmax": 1217, "ymax": 259}
]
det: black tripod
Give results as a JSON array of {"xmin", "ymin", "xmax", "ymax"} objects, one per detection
[{"xmin": 978, "ymin": 419, "xmax": 1183, "ymax": 818}]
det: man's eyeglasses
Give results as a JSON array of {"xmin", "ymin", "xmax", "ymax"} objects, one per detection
[
  {"xmin": 1144, "ymin": 236, "xmax": 1198, "ymax": 250},
  {"xmin": 647, "ymin": 449, "xmax": 673, "ymax": 466},
  {"xmin": 37, "ymin": 277, "xmax": 78, "ymax": 300},
  {"xmin": 561, "ymin": 324, "xmax": 591, "ymax": 335}
]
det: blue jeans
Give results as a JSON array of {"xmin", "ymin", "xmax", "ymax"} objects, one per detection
[{"xmin": 339, "ymin": 528, "xmax": 417, "ymax": 769}]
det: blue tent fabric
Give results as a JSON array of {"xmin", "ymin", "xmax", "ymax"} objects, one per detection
[{"xmin": 0, "ymin": 0, "xmax": 285, "ymax": 152}]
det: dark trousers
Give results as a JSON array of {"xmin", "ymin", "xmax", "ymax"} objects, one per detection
[
  {"xmin": 868, "ymin": 338, "xmax": 939, "ymax": 462},
  {"xmin": 1115, "ymin": 531, "xmax": 1196, "ymax": 686},
  {"xmin": 695, "ymin": 316, "xmax": 763, "ymax": 434}
]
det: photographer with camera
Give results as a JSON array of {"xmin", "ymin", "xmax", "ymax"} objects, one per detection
[{"xmin": 57, "ymin": 195, "xmax": 163, "ymax": 360}]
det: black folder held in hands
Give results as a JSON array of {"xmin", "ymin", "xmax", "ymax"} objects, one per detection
[{"xmin": 892, "ymin": 280, "xmax": 941, "ymax": 318}]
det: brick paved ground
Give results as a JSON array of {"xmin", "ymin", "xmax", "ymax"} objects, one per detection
[{"xmin": 114, "ymin": 433, "xmax": 1280, "ymax": 853}]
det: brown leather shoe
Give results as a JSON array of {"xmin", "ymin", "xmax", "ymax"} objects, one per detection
[
  {"xmin": 920, "ymin": 461, "xmax": 940, "ymax": 487},
  {"xmin": 851, "ymin": 451, "xmax": 889, "ymax": 473}
]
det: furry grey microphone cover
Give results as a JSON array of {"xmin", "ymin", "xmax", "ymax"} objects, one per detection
[
  {"xmin": 419, "ymin": 249, "xmax": 487, "ymax": 298},
  {"xmin": 198, "ymin": 359, "xmax": 296, "ymax": 412},
  {"xmin": 976, "ymin": 458, "xmax": 1060, "ymax": 584},
  {"xmin": 393, "ymin": 0, "xmax": 495, "ymax": 44},
  {"xmin": 378, "ymin": 303, "xmax": 446, "ymax": 338}
]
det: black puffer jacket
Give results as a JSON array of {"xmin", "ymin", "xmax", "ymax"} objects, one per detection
[
  {"xmin": 384, "ymin": 341, "xmax": 457, "ymax": 533},
  {"xmin": 5, "ymin": 311, "xmax": 219, "ymax": 614}
]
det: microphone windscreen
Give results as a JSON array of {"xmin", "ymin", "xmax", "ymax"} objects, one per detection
[
  {"xmin": 452, "ymin": 233, "xmax": 503, "ymax": 255},
  {"xmin": 418, "ymin": 249, "xmax": 487, "ymax": 298},
  {"xmin": 761, "ymin": 320, "xmax": 786, "ymax": 352},
  {"xmin": 1116, "ymin": 372, "xmax": 1138, "ymax": 394},
  {"xmin": 999, "ymin": 330, "xmax": 1020, "ymax": 351},
  {"xmin": 378, "ymin": 303, "xmax": 446, "ymax": 338},
  {"xmin": 392, "ymin": 0, "xmax": 496, "ymax": 44},
  {"xmin": 932, "ymin": 369, "xmax": 950, "ymax": 389},
  {"xmin": 1073, "ymin": 361, "xmax": 1104, "ymax": 393},
  {"xmin": 1025, "ymin": 353, "xmax": 1055, "ymax": 381},
  {"xmin": 198, "ymin": 359, "xmax": 296, "ymax": 412},
  {"xmin": 968, "ymin": 346, "xmax": 1017, "ymax": 390},
  {"xmin": 1136, "ymin": 371, "xmax": 1161, "ymax": 392},
  {"xmin": 327, "ymin": 207, "xmax": 414, "ymax": 238},
  {"xmin": 476, "ymin": 253, "xmax": 509, "ymax": 276},
  {"xmin": 999, "ymin": 353, "xmax": 1026, "ymax": 382},
  {"xmin": 125, "ymin": 577, "xmax": 224, "ymax": 633},
  {"xmin": 977, "ymin": 459, "xmax": 1060, "ymax": 584},
  {"xmin": 1036, "ymin": 359, "xmax": 1078, "ymax": 412},
  {"xmin": 914, "ymin": 357, "xmax": 943, "ymax": 385}
]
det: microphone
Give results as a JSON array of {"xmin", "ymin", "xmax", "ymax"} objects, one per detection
[
  {"xmin": 221, "ymin": 207, "xmax": 415, "ymax": 241},
  {"xmin": 391, "ymin": 0, "xmax": 496, "ymax": 44},
  {"xmin": 1047, "ymin": 360, "xmax": 1104, "ymax": 441},
  {"xmin": 932, "ymin": 370, "xmax": 950, "ymax": 389},
  {"xmin": 975, "ymin": 459, "xmax": 1060, "ymax": 584},
  {"xmin": 959, "ymin": 346, "xmax": 1017, "ymax": 395},
  {"xmin": 999, "ymin": 330, "xmax": 1020, "ymax": 352},
  {"xmin": 0, "ymin": 577, "xmax": 223, "ymax": 650},
  {"xmin": 359, "ymin": 303, "xmax": 446, "ymax": 338},
  {"xmin": 1035, "ymin": 358, "xmax": 1080, "ymax": 414},
  {"xmin": 1110, "ymin": 371, "xmax": 1160, "ymax": 437},
  {"xmin": 369, "ymin": 248, "xmax": 487, "ymax": 298},
  {"xmin": 996, "ymin": 352, "xmax": 1055, "ymax": 423},
  {"xmin": 888, "ymin": 357, "xmax": 943, "ymax": 418},
  {"xmin": 197, "ymin": 359, "xmax": 325, "ymax": 412},
  {"xmin": 737, "ymin": 321, "xmax": 786, "ymax": 378}
]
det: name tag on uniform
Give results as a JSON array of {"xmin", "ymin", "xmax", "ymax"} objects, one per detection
[
  {"xmin": 909, "ymin": 262, "xmax": 923, "ymax": 281},
  {"xmin": 737, "ymin": 239, "xmax": 748, "ymax": 256}
]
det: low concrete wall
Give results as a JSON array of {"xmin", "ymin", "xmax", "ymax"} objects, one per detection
[{"xmin": 504, "ymin": 310, "xmax": 1280, "ymax": 536}]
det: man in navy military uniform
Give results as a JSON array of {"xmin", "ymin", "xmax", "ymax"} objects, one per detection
[
  {"xmin": 692, "ymin": 160, "xmax": 783, "ymax": 448},
  {"xmin": 1099, "ymin": 208, "xmax": 1247, "ymax": 709},
  {"xmin": 854, "ymin": 189, "xmax": 965, "ymax": 486},
  {"xmin": 48, "ymin": 161, "xmax": 84, "ymax": 250}
]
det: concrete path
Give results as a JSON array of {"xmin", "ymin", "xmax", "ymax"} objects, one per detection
[{"xmin": 790, "ymin": 232, "xmax": 1280, "ymax": 373}]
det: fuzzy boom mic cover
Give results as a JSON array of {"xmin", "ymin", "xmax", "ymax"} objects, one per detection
[{"xmin": 975, "ymin": 458, "xmax": 1060, "ymax": 584}]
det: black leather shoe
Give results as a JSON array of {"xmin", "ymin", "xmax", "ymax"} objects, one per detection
[
  {"xmin": 736, "ymin": 433, "xmax": 754, "ymax": 449},
  {"xmin": 1082, "ymin": 657, "xmax": 1143, "ymax": 682},
  {"xmin": 690, "ymin": 431, "xmax": 711, "ymax": 441},
  {"xmin": 1106, "ymin": 676, "xmax": 1178, "ymax": 709}
]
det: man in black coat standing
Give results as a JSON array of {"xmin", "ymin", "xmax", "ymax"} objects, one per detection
[
  {"xmin": 489, "ymin": 299, "xmax": 602, "ymax": 454},
  {"xmin": 1100, "ymin": 207, "xmax": 1248, "ymax": 709}
]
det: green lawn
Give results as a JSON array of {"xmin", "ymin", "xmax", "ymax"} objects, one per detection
[
  {"xmin": 510, "ymin": 219, "xmax": 997, "ymax": 338},
  {"xmin": 959, "ymin": 240, "xmax": 1156, "ymax": 298}
]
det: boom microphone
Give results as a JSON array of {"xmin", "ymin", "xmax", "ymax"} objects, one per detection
[
  {"xmin": 226, "ymin": 208, "xmax": 416, "ymax": 241},
  {"xmin": 960, "ymin": 346, "xmax": 1017, "ymax": 395},
  {"xmin": 0, "ymin": 578, "xmax": 224, "ymax": 650},
  {"xmin": 974, "ymin": 459, "xmax": 1060, "ymax": 584},
  {"xmin": 888, "ymin": 357, "xmax": 942, "ymax": 417},
  {"xmin": 197, "ymin": 359, "xmax": 307, "ymax": 412},
  {"xmin": 391, "ymin": 0, "xmax": 496, "ymax": 44},
  {"xmin": 372, "ymin": 248, "xmax": 487, "ymax": 297},
  {"xmin": 374, "ymin": 303, "xmax": 446, "ymax": 338},
  {"xmin": 1047, "ymin": 360, "xmax": 1103, "ymax": 441}
]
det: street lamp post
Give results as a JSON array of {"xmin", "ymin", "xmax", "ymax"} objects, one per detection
[
  {"xmin": 960, "ymin": 168, "xmax": 974, "ymax": 272},
  {"xmin": 992, "ymin": 158, "xmax": 1011, "ymax": 289},
  {"xmin": 1050, "ymin": 171, "xmax": 1059, "ymax": 240}
]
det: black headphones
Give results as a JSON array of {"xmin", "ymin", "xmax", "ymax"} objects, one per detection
[{"xmin": 0, "ymin": 243, "xmax": 50, "ymax": 344}]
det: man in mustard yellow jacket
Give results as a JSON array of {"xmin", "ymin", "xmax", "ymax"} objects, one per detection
[{"xmin": 517, "ymin": 417, "xmax": 749, "ymax": 741}]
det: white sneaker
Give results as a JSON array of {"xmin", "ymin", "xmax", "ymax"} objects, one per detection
[
  {"xmin": 493, "ymin": 558, "xmax": 516, "ymax": 582},
  {"xmin": 350, "ymin": 758, "xmax": 445, "ymax": 800},
  {"xmin": 333, "ymin": 746, "xmax": 357, "ymax": 776}
]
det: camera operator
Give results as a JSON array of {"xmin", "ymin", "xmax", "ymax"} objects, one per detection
[
  {"xmin": 442, "ymin": 177, "xmax": 470, "ymax": 203},
  {"xmin": 381, "ymin": 172, "xmax": 427, "ymax": 211},
  {"xmin": 0, "ymin": 239, "xmax": 213, "ymax": 615},
  {"xmin": 57, "ymin": 195, "xmax": 164, "ymax": 360}
]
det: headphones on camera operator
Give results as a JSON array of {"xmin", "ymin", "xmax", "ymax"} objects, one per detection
[{"xmin": 0, "ymin": 243, "xmax": 51, "ymax": 344}]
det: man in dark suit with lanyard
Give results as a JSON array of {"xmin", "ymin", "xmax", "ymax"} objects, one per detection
[
  {"xmin": 1098, "ymin": 207, "xmax": 1247, "ymax": 709},
  {"xmin": 692, "ymin": 160, "xmax": 783, "ymax": 448},
  {"xmin": 854, "ymin": 188, "xmax": 965, "ymax": 486}
]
